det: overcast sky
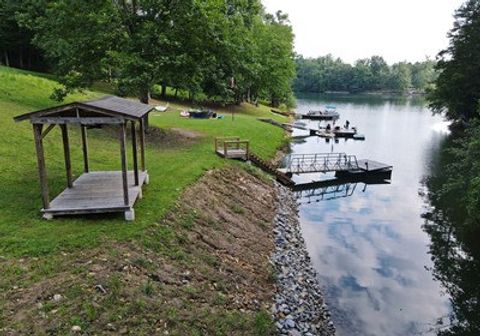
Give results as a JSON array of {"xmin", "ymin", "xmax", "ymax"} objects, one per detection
[{"xmin": 262, "ymin": 0, "xmax": 464, "ymax": 64}]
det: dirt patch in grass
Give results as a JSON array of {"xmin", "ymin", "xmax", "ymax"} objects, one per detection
[
  {"xmin": 146, "ymin": 126, "xmax": 202, "ymax": 148},
  {"xmin": 170, "ymin": 128, "xmax": 202, "ymax": 139},
  {"xmin": 0, "ymin": 166, "xmax": 276, "ymax": 335},
  {"xmin": 91, "ymin": 124, "xmax": 202, "ymax": 149}
]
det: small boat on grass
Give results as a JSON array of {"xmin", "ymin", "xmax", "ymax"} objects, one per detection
[
  {"xmin": 154, "ymin": 103, "xmax": 169, "ymax": 112},
  {"xmin": 181, "ymin": 109, "xmax": 217, "ymax": 119}
]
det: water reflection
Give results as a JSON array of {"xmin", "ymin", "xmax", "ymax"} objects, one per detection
[
  {"xmin": 422, "ymin": 136, "xmax": 480, "ymax": 335},
  {"xmin": 292, "ymin": 94, "xmax": 452, "ymax": 335},
  {"xmin": 293, "ymin": 177, "xmax": 391, "ymax": 204}
]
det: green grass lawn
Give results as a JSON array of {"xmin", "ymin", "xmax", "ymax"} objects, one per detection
[{"xmin": 0, "ymin": 66, "xmax": 287, "ymax": 257}]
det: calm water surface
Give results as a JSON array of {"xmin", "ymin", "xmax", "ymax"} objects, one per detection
[{"xmin": 291, "ymin": 94, "xmax": 451, "ymax": 336}]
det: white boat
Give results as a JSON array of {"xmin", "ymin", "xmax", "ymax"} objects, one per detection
[
  {"xmin": 154, "ymin": 103, "xmax": 169, "ymax": 112},
  {"xmin": 302, "ymin": 105, "xmax": 340, "ymax": 120}
]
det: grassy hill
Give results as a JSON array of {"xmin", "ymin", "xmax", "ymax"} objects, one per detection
[
  {"xmin": 0, "ymin": 66, "xmax": 287, "ymax": 257},
  {"xmin": 0, "ymin": 66, "xmax": 288, "ymax": 335}
]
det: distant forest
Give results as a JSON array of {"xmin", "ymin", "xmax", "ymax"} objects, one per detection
[{"xmin": 294, "ymin": 55, "xmax": 437, "ymax": 94}]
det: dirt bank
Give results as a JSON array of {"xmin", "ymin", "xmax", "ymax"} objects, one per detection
[{"xmin": 0, "ymin": 167, "xmax": 277, "ymax": 335}]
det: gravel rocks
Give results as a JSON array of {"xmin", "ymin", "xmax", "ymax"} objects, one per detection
[{"xmin": 271, "ymin": 183, "xmax": 336, "ymax": 336}]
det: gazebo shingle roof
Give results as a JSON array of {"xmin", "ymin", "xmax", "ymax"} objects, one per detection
[{"xmin": 14, "ymin": 96, "xmax": 153, "ymax": 122}]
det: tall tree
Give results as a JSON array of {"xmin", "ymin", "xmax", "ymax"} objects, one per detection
[
  {"xmin": 253, "ymin": 11, "xmax": 295, "ymax": 106},
  {"xmin": 429, "ymin": 0, "xmax": 480, "ymax": 121},
  {"xmin": 27, "ymin": 0, "xmax": 205, "ymax": 103},
  {"xmin": 14, "ymin": 0, "xmax": 295, "ymax": 107},
  {"xmin": 0, "ymin": 0, "xmax": 45, "ymax": 70}
]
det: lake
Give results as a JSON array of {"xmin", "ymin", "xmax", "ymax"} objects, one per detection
[{"xmin": 290, "ymin": 93, "xmax": 453, "ymax": 336}]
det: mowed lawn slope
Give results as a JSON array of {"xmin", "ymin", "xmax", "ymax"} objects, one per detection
[{"xmin": 0, "ymin": 66, "xmax": 286, "ymax": 256}]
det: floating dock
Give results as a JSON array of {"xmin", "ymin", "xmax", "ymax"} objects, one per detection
[
  {"xmin": 258, "ymin": 118, "xmax": 364, "ymax": 140},
  {"xmin": 279, "ymin": 153, "xmax": 393, "ymax": 180},
  {"xmin": 336, "ymin": 159, "xmax": 393, "ymax": 179}
]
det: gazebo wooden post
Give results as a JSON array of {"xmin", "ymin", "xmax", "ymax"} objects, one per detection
[
  {"xmin": 131, "ymin": 121, "xmax": 139, "ymax": 186},
  {"xmin": 119, "ymin": 122, "xmax": 129, "ymax": 206},
  {"xmin": 32, "ymin": 124, "xmax": 50, "ymax": 211},
  {"xmin": 80, "ymin": 125, "xmax": 89, "ymax": 173},
  {"xmin": 60, "ymin": 124, "xmax": 73, "ymax": 188},
  {"xmin": 139, "ymin": 117, "xmax": 146, "ymax": 172}
]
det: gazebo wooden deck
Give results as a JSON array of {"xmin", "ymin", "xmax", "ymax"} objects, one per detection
[{"xmin": 14, "ymin": 96, "xmax": 153, "ymax": 221}]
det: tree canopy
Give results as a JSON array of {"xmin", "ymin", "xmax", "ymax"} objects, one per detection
[
  {"xmin": 428, "ymin": 0, "xmax": 480, "ymax": 121},
  {"xmin": 0, "ymin": 0, "xmax": 296, "ymax": 107},
  {"xmin": 0, "ymin": 0, "xmax": 44, "ymax": 70},
  {"xmin": 294, "ymin": 55, "xmax": 436, "ymax": 94}
]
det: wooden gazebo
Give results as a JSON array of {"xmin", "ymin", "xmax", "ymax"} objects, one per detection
[{"xmin": 14, "ymin": 96, "xmax": 153, "ymax": 221}]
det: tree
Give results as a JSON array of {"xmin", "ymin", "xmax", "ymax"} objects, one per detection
[
  {"xmin": 429, "ymin": 0, "xmax": 480, "ymax": 121},
  {"xmin": 13, "ymin": 0, "xmax": 295, "ymax": 107},
  {"xmin": 0, "ymin": 0, "xmax": 45, "ymax": 70},
  {"xmin": 293, "ymin": 55, "xmax": 434, "ymax": 94},
  {"xmin": 368, "ymin": 56, "xmax": 389, "ymax": 90},
  {"xmin": 253, "ymin": 11, "xmax": 295, "ymax": 106},
  {"xmin": 25, "ymin": 0, "xmax": 207, "ymax": 103},
  {"xmin": 411, "ymin": 59, "xmax": 437, "ymax": 91},
  {"xmin": 387, "ymin": 62, "xmax": 412, "ymax": 93}
]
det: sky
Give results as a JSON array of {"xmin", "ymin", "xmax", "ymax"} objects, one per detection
[{"xmin": 262, "ymin": 0, "xmax": 465, "ymax": 64}]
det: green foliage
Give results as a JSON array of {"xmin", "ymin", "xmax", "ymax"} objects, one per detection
[
  {"xmin": 430, "ymin": 123, "xmax": 480, "ymax": 230},
  {"xmin": 0, "ymin": 0, "xmax": 45, "ymax": 70},
  {"xmin": 5, "ymin": 0, "xmax": 296, "ymax": 106},
  {"xmin": 295, "ymin": 54, "xmax": 436, "ymax": 94},
  {"xmin": 429, "ymin": 0, "xmax": 480, "ymax": 121},
  {"xmin": 141, "ymin": 280, "xmax": 155, "ymax": 297},
  {"xmin": 254, "ymin": 310, "xmax": 274, "ymax": 335}
]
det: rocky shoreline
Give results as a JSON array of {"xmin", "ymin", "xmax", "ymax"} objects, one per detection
[{"xmin": 271, "ymin": 183, "xmax": 336, "ymax": 336}]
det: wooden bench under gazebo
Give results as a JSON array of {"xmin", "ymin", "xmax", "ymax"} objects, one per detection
[{"xmin": 14, "ymin": 96, "xmax": 153, "ymax": 221}]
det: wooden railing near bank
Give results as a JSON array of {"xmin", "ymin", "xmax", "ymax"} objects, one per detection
[
  {"xmin": 248, "ymin": 153, "xmax": 294, "ymax": 186},
  {"xmin": 214, "ymin": 137, "xmax": 293, "ymax": 186}
]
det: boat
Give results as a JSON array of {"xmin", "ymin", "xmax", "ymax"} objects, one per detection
[
  {"xmin": 316, "ymin": 126, "xmax": 357, "ymax": 138},
  {"xmin": 301, "ymin": 105, "xmax": 340, "ymax": 120},
  {"xmin": 154, "ymin": 103, "xmax": 169, "ymax": 112},
  {"xmin": 353, "ymin": 134, "xmax": 366, "ymax": 140},
  {"xmin": 332, "ymin": 126, "xmax": 357, "ymax": 137},
  {"xmin": 188, "ymin": 109, "xmax": 216, "ymax": 119}
]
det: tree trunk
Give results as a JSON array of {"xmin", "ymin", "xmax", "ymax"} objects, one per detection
[
  {"xmin": 174, "ymin": 88, "xmax": 178, "ymax": 98},
  {"xmin": 139, "ymin": 88, "xmax": 151, "ymax": 131},
  {"xmin": 271, "ymin": 95, "xmax": 279, "ymax": 107},
  {"xmin": 27, "ymin": 48, "xmax": 32, "ymax": 69},
  {"xmin": 19, "ymin": 48, "xmax": 24, "ymax": 69},
  {"xmin": 161, "ymin": 82, "xmax": 167, "ymax": 98},
  {"xmin": 139, "ymin": 89, "xmax": 150, "ymax": 104},
  {"xmin": 4, "ymin": 51, "xmax": 9, "ymax": 67}
]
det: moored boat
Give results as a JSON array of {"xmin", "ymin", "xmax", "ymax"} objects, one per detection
[{"xmin": 301, "ymin": 105, "xmax": 340, "ymax": 120}]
